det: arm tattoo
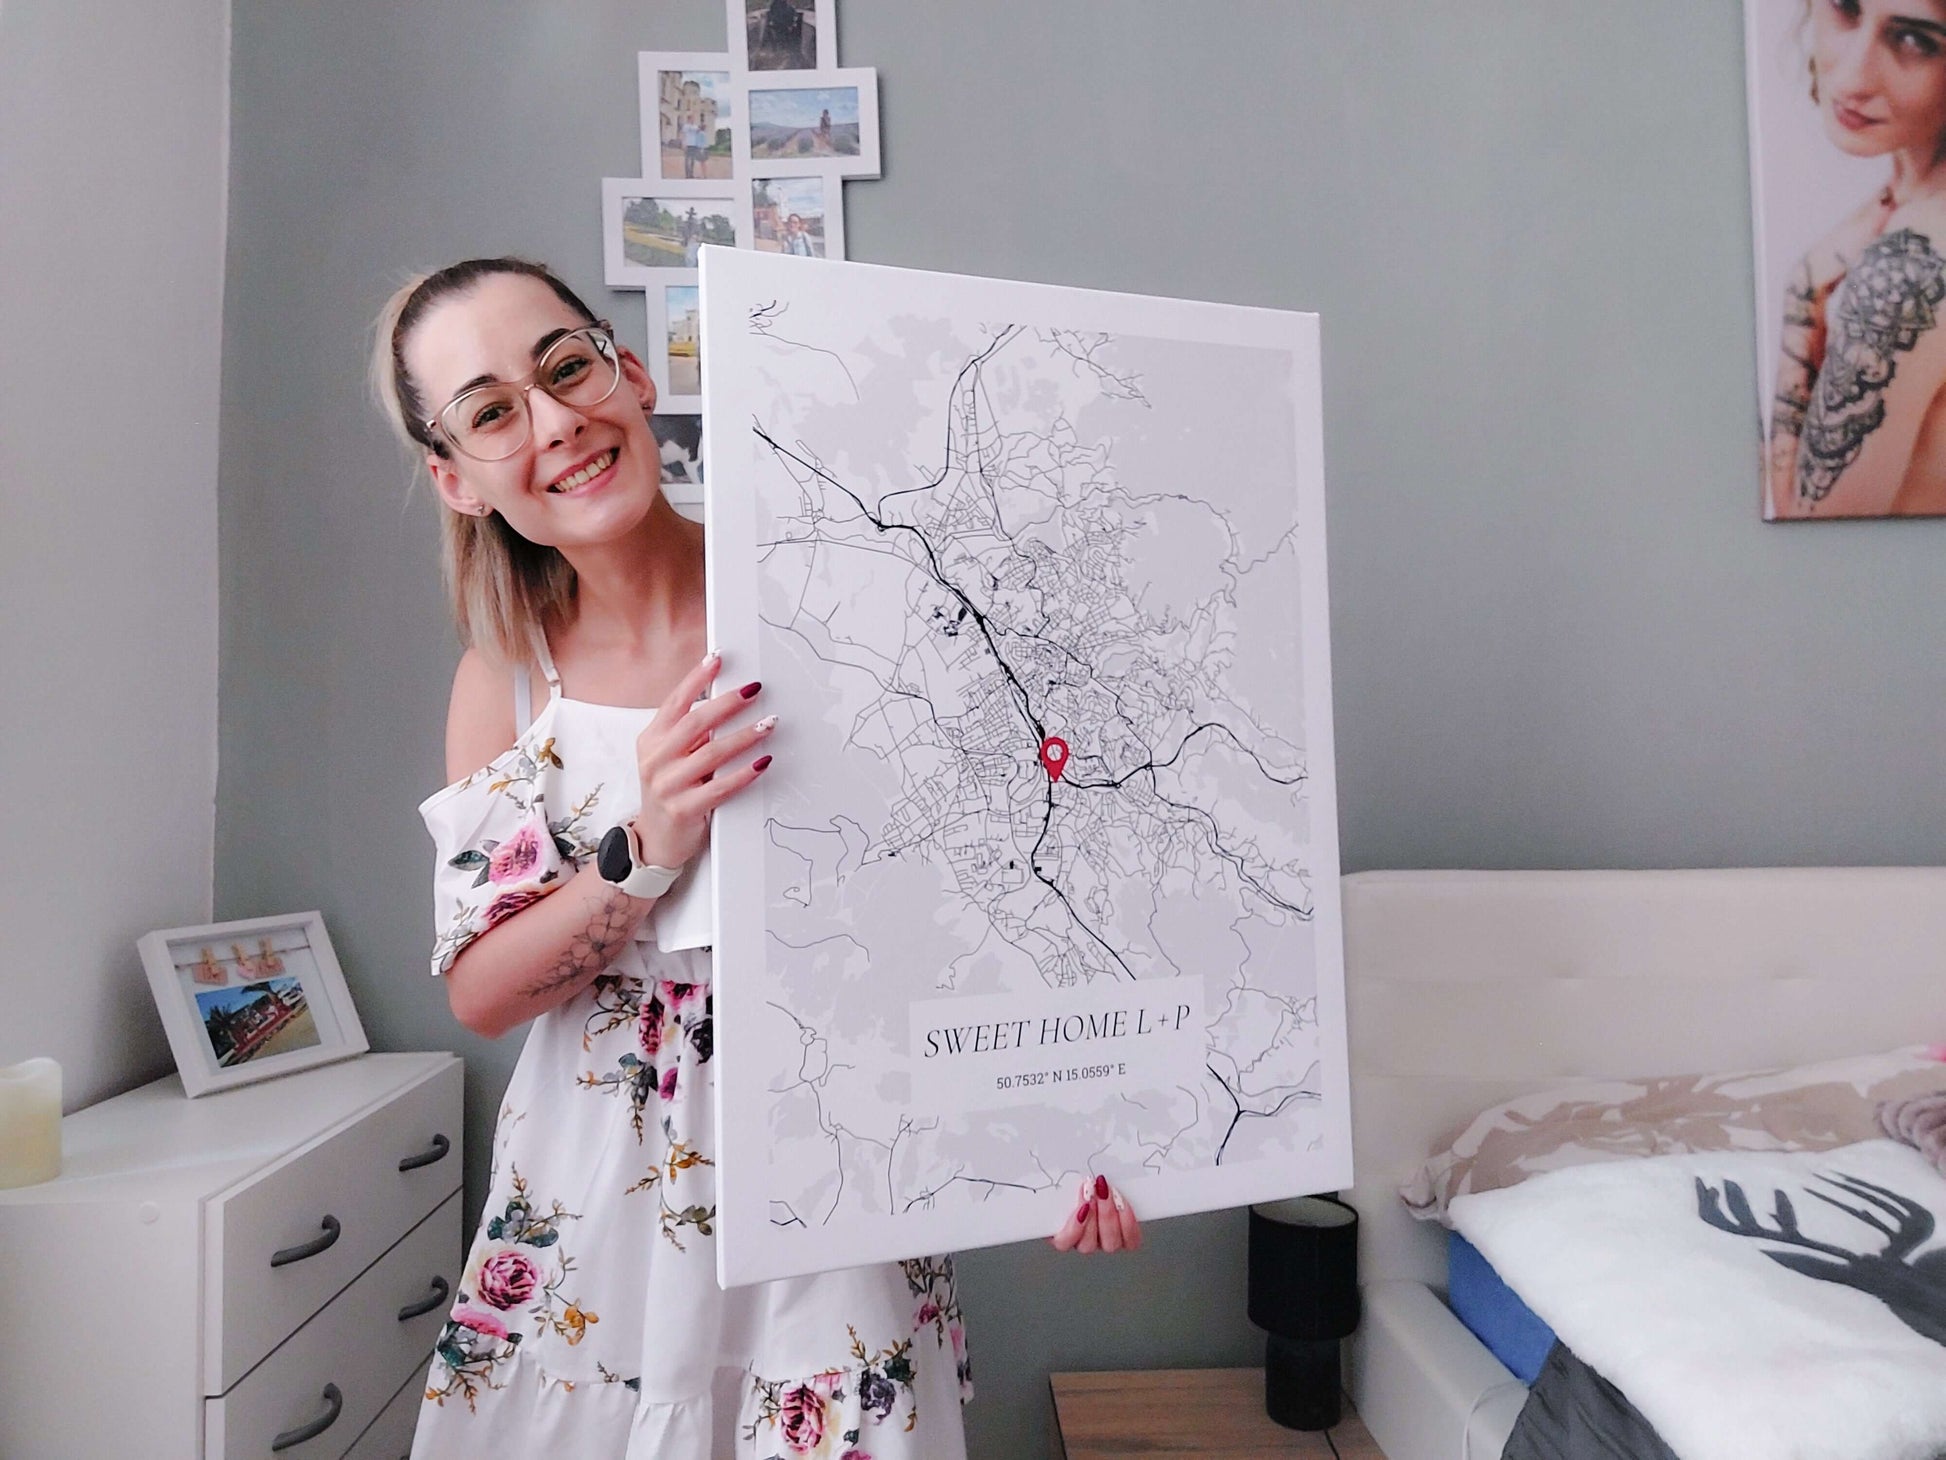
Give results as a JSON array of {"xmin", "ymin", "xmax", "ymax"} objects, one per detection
[
  {"xmin": 1797, "ymin": 228, "xmax": 1946, "ymax": 505},
  {"xmin": 1782, "ymin": 265, "xmax": 1818, "ymax": 331},
  {"xmin": 521, "ymin": 889, "xmax": 637, "ymax": 999}
]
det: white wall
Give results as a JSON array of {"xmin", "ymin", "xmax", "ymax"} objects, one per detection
[{"xmin": 0, "ymin": 0, "xmax": 227, "ymax": 1110}]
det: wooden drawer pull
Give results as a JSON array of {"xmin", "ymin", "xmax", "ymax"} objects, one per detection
[
  {"xmin": 271, "ymin": 1383, "xmax": 342, "ymax": 1451},
  {"xmin": 397, "ymin": 1133, "xmax": 451, "ymax": 1172},
  {"xmin": 397, "ymin": 1274, "xmax": 450, "ymax": 1322},
  {"xmin": 270, "ymin": 1214, "xmax": 341, "ymax": 1268}
]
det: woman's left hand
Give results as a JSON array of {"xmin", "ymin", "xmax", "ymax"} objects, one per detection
[{"xmin": 1049, "ymin": 1175, "xmax": 1143, "ymax": 1254}]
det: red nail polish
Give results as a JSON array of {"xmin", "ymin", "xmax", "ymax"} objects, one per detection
[
  {"xmin": 1094, "ymin": 1175, "xmax": 1109, "ymax": 1200},
  {"xmin": 1075, "ymin": 1203, "xmax": 1091, "ymax": 1223},
  {"xmin": 753, "ymin": 755, "xmax": 773, "ymax": 773},
  {"xmin": 739, "ymin": 681, "xmax": 762, "ymax": 699}
]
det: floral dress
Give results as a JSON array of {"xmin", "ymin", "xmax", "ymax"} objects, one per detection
[{"xmin": 410, "ymin": 636, "xmax": 970, "ymax": 1460}]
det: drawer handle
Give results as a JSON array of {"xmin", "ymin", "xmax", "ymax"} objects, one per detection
[
  {"xmin": 270, "ymin": 1214, "xmax": 341, "ymax": 1268},
  {"xmin": 398, "ymin": 1133, "xmax": 451, "ymax": 1172},
  {"xmin": 270, "ymin": 1383, "xmax": 342, "ymax": 1451},
  {"xmin": 397, "ymin": 1274, "xmax": 451, "ymax": 1322}
]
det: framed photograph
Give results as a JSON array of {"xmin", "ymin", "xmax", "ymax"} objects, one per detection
[
  {"xmin": 138, "ymin": 911, "xmax": 369, "ymax": 1097},
  {"xmin": 1745, "ymin": 0, "xmax": 1946, "ymax": 520},
  {"xmin": 639, "ymin": 52, "xmax": 738, "ymax": 185},
  {"xmin": 652, "ymin": 412, "xmax": 705, "ymax": 503},
  {"xmin": 647, "ymin": 281, "xmax": 704, "ymax": 413},
  {"xmin": 603, "ymin": 180, "xmax": 738, "ymax": 286},
  {"xmin": 732, "ymin": 0, "xmax": 830, "ymax": 72},
  {"xmin": 750, "ymin": 175, "xmax": 843, "ymax": 259},
  {"xmin": 736, "ymin": 70, "xmax": 880, "ymax": 179}
]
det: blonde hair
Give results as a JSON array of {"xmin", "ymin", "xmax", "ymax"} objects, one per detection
[{"xmin": 369, "ymin": 259, "xmax": 595, "ymax": 665}]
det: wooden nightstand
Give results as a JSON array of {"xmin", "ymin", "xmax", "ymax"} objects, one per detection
[{"xmin": 1050, "ymin": 1367, "xmax": 1385, "ymax": 1459}]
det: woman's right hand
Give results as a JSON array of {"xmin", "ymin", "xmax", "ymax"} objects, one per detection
[{"xmin": 630, "ymin": 651, "xmax": 776, "ymax": 872}]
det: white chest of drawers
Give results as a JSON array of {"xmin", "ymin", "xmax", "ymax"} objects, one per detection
[{"xmin": 0, "ymin": 1052, "xmax": 462, "ymax": 1460}]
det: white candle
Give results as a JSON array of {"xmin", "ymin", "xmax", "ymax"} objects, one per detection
[{"xmin": 0, "ymin": 1058, "xmax": 62, "ymax": 1189}]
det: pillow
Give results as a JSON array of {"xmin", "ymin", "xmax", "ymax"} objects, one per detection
[{"xmin": 1401, "ymin": 1045, "xmax": 1946, "ymax": 1227}]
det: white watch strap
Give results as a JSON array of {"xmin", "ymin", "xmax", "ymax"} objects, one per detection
[
  {"xmin": 618, "ymin": 823, "xmax": 683, "ymax": 900},
  {"xmin": 616, "ymin": 858, "xmax": 683, "ymax": 900}
]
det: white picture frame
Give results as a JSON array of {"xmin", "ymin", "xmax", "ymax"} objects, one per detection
[
  {"xmin": 602, "ymin": 179, "xmax": 742, "ymax": 288},
  {"xmin": 747, "ymin": 174, "xmax": 845, "ymax": 260},
  {"xmin": 652, "ymin": 411, "xmax": 705, "ymax": 512},
  {"xmin": 638, "ymin": 51, "xmax": 740, "ymax": 187},
  {"xmin": 735, "ymin": 69, "xmax": 879, "ymax": 180},
  {"xmin": 137, "ymin": 911, "xmax": 369, "ymax": 1098},
  {"xmin": 647, "ymin": 276, "xmax": 704, "ymax": 413},
  {"xmin": 729, "ymin": 0, "xmax": 836, "ymax": 73}
]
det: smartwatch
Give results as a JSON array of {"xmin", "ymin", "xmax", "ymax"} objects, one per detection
[{"xmin": 596, "ymin": 823, "xmax": 684, "ymax": 900}]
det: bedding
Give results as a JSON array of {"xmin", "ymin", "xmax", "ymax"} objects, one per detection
[
  {"xmin": 1449, "ymin": 1140, "xmax": 1946, "ymax": 1460},
  {"xmin": 1403, "ymin": 1045, "xmax": 1946, "ymax": 1227},
  {"xmin": 1445, "ymin": 1230, "xmax": 1554, "ymax": 1384}
]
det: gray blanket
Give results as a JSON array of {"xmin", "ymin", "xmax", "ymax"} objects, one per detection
[{"xmin": 1501, "ymin": 1343, "xmax": 1679, "ymax": 1460}]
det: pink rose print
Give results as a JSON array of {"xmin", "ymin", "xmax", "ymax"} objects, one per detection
[
  {"xmin": 659, "ymin": 1065, "xmax": 679, "ymax": 1101},
  {"xmin": 476, "ymin": 1247, "xmax": 540, "ymax": 1310},
  {"xmin": 950, "ymin": 1320, "xmax": 966, "ymax": 1363},
  {"xmin": 637, "ymin": 995, "xmax": 666, "ymax": 1060},
  {"xmin": 449, "ymin": 1304, "xmax": 509, "ymax": 1341},
  {"xmin": 487, "ymin": 820, "xmax": 545, "ymax": 884},
  {"xmin": 664, "ymin": 980, "xmax": 700, "ymax": 1007},
  {"xmin": 482, "ymin": 887, "xmax": 545, "ymax": 929},
  {"xmin": 916, "ymin": 1300, "xmax": 940, "ymax": 1327},
  {"xmin": 841, "ymin": 1452, "xmax": 874, "ymax": 1459},
  {"xmin": 778, "ymin": 1384, "xmax": 826, "ymax": 1453}
]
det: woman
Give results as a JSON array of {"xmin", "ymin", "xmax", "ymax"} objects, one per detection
[
  {"xmin": 1768, "ymin": 0, "xmax": 1946, "ymax": 518},
  {"xmin": 376, "ymin": 258, "xmax": 1139, "ymax": 1458}
]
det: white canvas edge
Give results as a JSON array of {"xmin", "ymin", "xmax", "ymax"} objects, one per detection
[
  {"xmin": 725, "ymin": 0, "xmax": 840, "ymax": 74},
  {"xmin": 136, "ymin": 910, "xmax": 370, "ymax": 1099},
  {"xmin": 1744, "ymin": 0, "xmax": 1778, "ymax": 520},
  {"xmin": 700, "ymin": 248, "xmax": 1351, "ymax": 1287},
  {"xmin": 734, "ymin": 66, "xmax": 879, "ymax": 180},
  {"xmin": 638, "ymin": 50, "xmax": 741, "ymax": 190}
]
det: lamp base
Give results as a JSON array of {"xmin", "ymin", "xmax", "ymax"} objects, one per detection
[{"xmin": 1264, "ymin": 1333, "xmax": 1342, "ymax": 1431}]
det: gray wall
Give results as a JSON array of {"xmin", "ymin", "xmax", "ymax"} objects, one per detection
[
  {"xmin": 2, "ymin": 0, "xmax": 227, "ymax": 1110},
  {"xmin": 217, "ymin": 3, "xmax": 1946, "ymax": 1455}
]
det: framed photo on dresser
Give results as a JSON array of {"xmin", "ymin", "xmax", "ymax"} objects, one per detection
[{"xmin": 137, "ymin": 910, "xmax": 369, "ymax": 1097}]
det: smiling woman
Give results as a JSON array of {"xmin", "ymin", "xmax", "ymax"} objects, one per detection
[{"xmin": 1764, "ymin": 0, "xmax": 1946, "ymax": 518}]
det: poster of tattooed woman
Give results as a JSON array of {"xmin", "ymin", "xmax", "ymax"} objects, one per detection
[{"xmin": 1748, "ymin": 0, "xmax": 1946, "ymax": 519}]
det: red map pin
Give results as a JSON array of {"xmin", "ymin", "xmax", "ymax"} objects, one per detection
[{"xmin": 1039, "ymin": 736, "xmax": 1070, "ymax": 781}]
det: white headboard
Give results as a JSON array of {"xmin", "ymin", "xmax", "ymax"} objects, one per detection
[{"xmin": 1343, "ymin": 868, "xmax": 1946, "ymax": 1288}]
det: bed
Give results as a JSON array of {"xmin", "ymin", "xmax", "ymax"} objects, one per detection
[{"xmin": 1339, "ymin": 868, "xmax": 1946, "ymax": 1460}]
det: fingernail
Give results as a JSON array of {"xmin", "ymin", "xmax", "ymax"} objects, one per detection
[
  {"xmin": 705, "ymin": 648, "xmax": 721, "ymax": 664},
  {"xmin": 1075, "ymin": 1203, "xmax": 1091, "ymax": 1224},
  {"xmin": 1112, "ymin": 1190, "xmax": 1128, "ymax": 1213},
  {"xmin": 739, "ymin": 681, "xmax": 762, "ymax": 699},
  {"xmin": 1079, "ymin": 1179, "xmax": 1093, "ymax": 1203},
  {"xmin": 753, "ymin": 755, "xmax": 773, "ymax": 773},
  {"xmin": 1094, "ymin": 1175, "xmax": 1109, "ymax": 1200},
  {"xmin": 754, "ymin": 715, "xmax": 778, "ymax": 734}
]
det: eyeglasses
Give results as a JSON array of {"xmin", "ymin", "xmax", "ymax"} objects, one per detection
[{"xmin": 427, "ymin": 322, "xmax": 624, "ymax": 462}]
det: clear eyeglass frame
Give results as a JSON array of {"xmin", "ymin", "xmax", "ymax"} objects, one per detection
[{"xmin": 426, "ymin": 321, "xmax": 624, "ymax": 462}]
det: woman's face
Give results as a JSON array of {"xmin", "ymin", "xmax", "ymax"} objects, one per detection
[
  {"xmin": 1811, "ymin": 0, "xmax": 1946, "ymax": 158},
  {"xmin": 405, "ymin": 272, "xmax": 662, "ymax": 547}
]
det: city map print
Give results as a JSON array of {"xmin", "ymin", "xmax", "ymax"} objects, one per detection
[{"xmin": 704, "ymin": 251, "xmax": 1346, "ymax": 1283}]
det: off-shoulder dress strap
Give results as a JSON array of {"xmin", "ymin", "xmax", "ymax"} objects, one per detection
[{"xmin": 512, "ymin": 663, "xmax": 534, "ymax": 734}]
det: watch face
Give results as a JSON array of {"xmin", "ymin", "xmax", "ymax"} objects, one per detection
[{"xmin": 596, "ymin": 823, "xmax": 634, "ymax": 883}]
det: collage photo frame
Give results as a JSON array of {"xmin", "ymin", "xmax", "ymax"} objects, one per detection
[{"xmin": 602, "ymin": 1, "xmax": 878, "ymax": 505}]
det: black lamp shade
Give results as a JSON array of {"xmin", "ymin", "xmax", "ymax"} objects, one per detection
[{"xmin": 1247, "ymin": 1194, "xmax": 1360, "ymax": 1430}]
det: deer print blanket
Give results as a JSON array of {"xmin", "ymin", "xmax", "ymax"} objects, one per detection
[{"xmin": 1449, "ymin": 1139, "xmax": 1946, "ymax": 1460}]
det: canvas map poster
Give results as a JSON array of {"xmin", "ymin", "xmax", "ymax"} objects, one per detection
[{"xmin": 701, "ymin": 247, "xmax": 1348, "ymax": 1285}]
